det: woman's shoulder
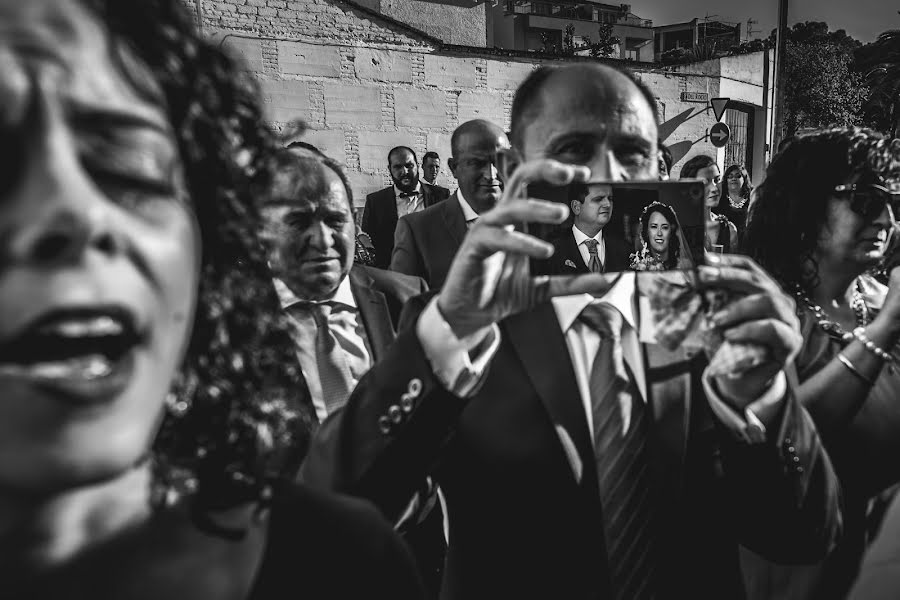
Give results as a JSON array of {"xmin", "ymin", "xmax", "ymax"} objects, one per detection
[{"xmin": 250, "ymin": 483, "xmax": 424, "ymax": 599}]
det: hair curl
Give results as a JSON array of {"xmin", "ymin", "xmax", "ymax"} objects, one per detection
[
  {"xmin": 640, "ymin": 202, "xmax": 681, "ymax": 269},
  {"xmin": 744, "ymin": 126, "xmax": 900, "ymax": 291},
  {"xmin": 85, "ymin": 0, "xmax": 313, "ymax": 517}
]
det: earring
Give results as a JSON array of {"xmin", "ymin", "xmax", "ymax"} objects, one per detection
[{"xmin": 165, "ymin": 371, "xmax": 197, "ymax": 418}]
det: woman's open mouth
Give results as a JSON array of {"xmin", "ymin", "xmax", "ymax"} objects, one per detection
[{"xmin": 0, "ymin": 306, "xmax": 145, "ymax": 404}]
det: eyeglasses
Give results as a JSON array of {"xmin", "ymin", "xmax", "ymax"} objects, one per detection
[{"xmin": 834, "ymin": 182, "xmax": 900, "ymax": 221}]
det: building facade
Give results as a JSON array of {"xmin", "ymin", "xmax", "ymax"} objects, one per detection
[{"xmin": 186, "ymin": 0, "xmax": 773, "ymax": 203}]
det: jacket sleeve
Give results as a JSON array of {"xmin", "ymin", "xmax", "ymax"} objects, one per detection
[
  {"xmin": 709, "ymin": 367, "xmax": 843, "ymax": 564},
  {"xmin": 390, "ymin": 216, "xmax": 424, "ymax": 279},
  {"xmin": 300, "ymin": 296, "xmax": 468, "ymax": 521}
]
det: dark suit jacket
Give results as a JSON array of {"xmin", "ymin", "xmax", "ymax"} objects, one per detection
[
  {"xmin": 362, "ymin": 185, "xmax": 444, "ymax": 269},
  {"xmin": 422, "ymin": 181, "xmax": 452, "ymax": 202},
  {"xmin": 538, "ymin": 227, "xmax": 630, "ymax": 275},
  {"xmin": 390, "ymin": 192, "xmax": 467, "ymax": 289},
  {"xmin": 302, "ymin": 298, "xmax": 841, "ymax": 600},
  {"xmin": 348, "ymin": 264, "xmax": 427, "ymax": 360}
]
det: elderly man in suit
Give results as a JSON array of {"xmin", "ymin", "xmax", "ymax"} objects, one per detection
[
  {"xmin": 362, "ymin": 146, "xmax": 444, "ymax": 269},
  {"xmin": 390, "ymin": 120, "xmax": 509, "ymax": 289},
  {"xmin": 302, "ymin": 63, "xmax": 841, "ymax": 600},
  {"xmin": 259, "ymin": 148, "xmax": 427, "ymax": 423}
]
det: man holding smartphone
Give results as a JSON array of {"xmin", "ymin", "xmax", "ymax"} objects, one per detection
[{"xmin": 303, "ymin": 63, "xmax": 841, "ymax": 600}]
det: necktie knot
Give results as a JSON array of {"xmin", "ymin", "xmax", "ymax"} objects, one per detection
[
  {"xmin": 577, "ymin": 302, "xmax": 623, "ymax": 340},
  {"xmin": 584, "ymin": 238, "xmax": 600, "ymax": 256}
]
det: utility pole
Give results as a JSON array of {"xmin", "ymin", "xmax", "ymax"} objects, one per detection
[{"xmin": 771, "ymin": 0, "xmax": 789, "ymax": 153}]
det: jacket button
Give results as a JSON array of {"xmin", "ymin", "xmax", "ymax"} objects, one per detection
[
  {"xmin": 787, "ymin": 446, "xmax": 796, "ymax": 453},
  {"xmin": 377, "ymin": 416, "xmax": 391, "ymax": 434},
  {"xmin": 784, "ymin": 437, "xmax": 792, "ymax": 445},
  {"xmin": 408, "ymin": 378, "xmax": 423, "ymax": 398},
  {"xmin": 793, "ymin": 456, "xmax": 800, "ymax": 463},
  {"xmin": 388, "ymin": 405, "xmax": 403, "ymax": 424},
  {"xmin": 796, "ymin": 466, "xmax": 804, "ymax": 473},
  {"xmin": 401, "ymin": 395, "xmax": 415, "ymax": 413}
]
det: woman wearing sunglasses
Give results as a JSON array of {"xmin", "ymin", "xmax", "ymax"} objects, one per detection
[
  {"xmin": 0, "ymin": 0, "xmax": 424, "ymax": 597},
  {"xmin": 741, "ymin": 127, "xmax": 900, "ymax": 600}
]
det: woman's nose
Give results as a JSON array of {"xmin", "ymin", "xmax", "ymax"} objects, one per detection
[{"xmin": 5, "ymin": 86, "xmax": 121, "ymax": 267}]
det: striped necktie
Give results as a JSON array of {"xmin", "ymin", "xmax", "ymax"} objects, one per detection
[
  {"xmin": 578, "ymin": 303, "xmax": 658, "ymax": 600},
  {"xmin": 584, "ymin": 238, "xmax": 603, "ymax": 273}
]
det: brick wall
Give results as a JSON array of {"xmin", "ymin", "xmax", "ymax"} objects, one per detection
[{"xmin": 198, "ymin": 0, "xmax": 743, "ymax": 207}]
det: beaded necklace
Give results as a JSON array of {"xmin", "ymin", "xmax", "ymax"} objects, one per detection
[
  {"xmin": 727, "ymin": 193, "xmax": 748, "ymax": 210},
  {"xmin": 792, "ymin": 278, "xmax": 869, "ymax": 344}
]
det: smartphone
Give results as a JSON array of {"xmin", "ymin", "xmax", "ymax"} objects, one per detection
[{"xmin": 526, "ymin": 179, "xmax": 707, "ymax": 271}]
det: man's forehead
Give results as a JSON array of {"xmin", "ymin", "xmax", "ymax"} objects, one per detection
[
  {"xmin": 390, "ymin": 151, "xmax": 415, "ymax": 165},
  {"xmin": 269, "ymin": 166, "xmax": 347, "ymax": 208}
]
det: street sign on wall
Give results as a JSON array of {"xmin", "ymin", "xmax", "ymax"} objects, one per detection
[
  {"xmin": 681, "ymin": 91, "xmax": 709, "ymax": 102},
  {"xmin": 710, "ymin": 122, "xmax": 730, "ymax": 148},
  {"xmin": 711, "ymin": 97, "xmax": 730, "ymax": 122}
]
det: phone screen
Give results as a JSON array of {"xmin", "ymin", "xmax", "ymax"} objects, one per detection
[{"xmin": 526, "ymin": 179, "xmax": 707, "ymax": 273}]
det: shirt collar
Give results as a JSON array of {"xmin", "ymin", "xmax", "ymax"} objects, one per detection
[
  {"xmin": 551, "ymin": 271, "xmax": 637, "ymax": 334},
  {"xmin": 274, "ymin": 275, "xmax": 357, "ymax": 311},
  {"xmin": 572, "ymin": 224, "xmax": 604, "ymax": 246},
  {"xmin": 394, "ymin": 183, "xmax": 422, "ymax": 198},
  {"xmin": 456, "ymin": 189, "xmax": 479, "ymax": 222}
]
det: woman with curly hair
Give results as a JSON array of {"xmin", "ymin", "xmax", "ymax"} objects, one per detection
[
  {"xmin": 0, "ymin": 0, "xmax": 424, "ymax": 598},
  {"xmin": 629, "ymin": 201, "xmax": 694, "ymax": 270},
  {"xmin": 741, "ymin": 127, "xmax": 900, "ymax": 600},
  {"xmin": 680, "ymin": 154, "xmax": 738, "ymax": 254},
  {"xmin": 717, "ymin": 163, "xmax": 753, "ymax": 243}
]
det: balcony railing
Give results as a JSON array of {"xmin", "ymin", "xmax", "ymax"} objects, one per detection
[{"xmin": 504, "ymin": 1, "xmax": 652, "ymax": 27}]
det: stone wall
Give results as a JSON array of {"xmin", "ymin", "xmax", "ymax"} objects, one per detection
[{"xmin": 197, "ymin": 0, "xmax": 754, "ymax": 206}]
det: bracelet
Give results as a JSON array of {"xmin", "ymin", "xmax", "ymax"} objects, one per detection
[
  {"xmin": 837, "ymin": 353, "xmax": 877, "ymax": 386},
  {"xmin": 852, "ymin": 327, "xmax": 895, "ymax": 362}
]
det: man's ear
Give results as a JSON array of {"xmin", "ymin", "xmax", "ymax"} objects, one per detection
[
  {"xmin": 447, "ymin": 157, "xmax": 458, "ymax": 178},
  {"xmin": 570, "ymin": 200, "xmax": 581, "ymax": 216},
  {"xmin": 495, "ymin": 147, "xmax": 521, "ymax": 184}
]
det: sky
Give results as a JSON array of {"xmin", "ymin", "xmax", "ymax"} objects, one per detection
[{"xmin": 637, "ymin": 0, "xmax": 900, "ymax": 44}]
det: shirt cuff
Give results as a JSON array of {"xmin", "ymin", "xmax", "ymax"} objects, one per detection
[
  {"xmin": 702, "ymin": 370, "xmax": 787, "ymax": 444},
  {"xmin": 416, "ymin": 296, "xmax": 500, "ymax": 397}
]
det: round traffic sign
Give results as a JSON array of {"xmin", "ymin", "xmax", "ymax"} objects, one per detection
[{"xmin": 710, "ymin": 122, "xmax": 730, "ymax": 148}]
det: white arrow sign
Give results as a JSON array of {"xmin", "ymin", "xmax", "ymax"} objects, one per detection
[{"xmin": 711, "ymin": 130, "xmax": 728, "ymax": 142}]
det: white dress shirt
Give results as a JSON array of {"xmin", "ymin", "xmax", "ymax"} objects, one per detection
[
  {"xmin": 275, "ymin": 277, "xmax": 372, "ymax": 422},
  {"xmin": 572, "ymin": 224, "xmax": 606, "ymax": 270},
  {"xmin": 395, "ymin": 183, "xmax": 425, "ymax": 218},
  {"xmin": 456, "ymin": 190, "xmax": 479, "ymax": 228},
  {"xmin": 417, "ymin": 274, "xmax": 786, "ymax": 441}
]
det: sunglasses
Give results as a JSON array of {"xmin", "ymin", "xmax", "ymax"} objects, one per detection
[{"xmin": 834, "ymin": 183, "xmax": 900, "ymax": 221}]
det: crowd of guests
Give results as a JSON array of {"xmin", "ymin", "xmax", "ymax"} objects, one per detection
[{"xmin": 4, "ymin": 1, "xmax": 900, "ymax": 599}]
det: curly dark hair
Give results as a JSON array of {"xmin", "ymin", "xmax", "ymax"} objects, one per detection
[
  {"xmin": 744, "ymin": 126, "xmax": 900, "ymax": 291},
  {"xmin": 85, "ymin": 0, "xmax": 312, "ymax": 518},
  {"xmin": 640, "ymin": 202, "xmax": 681, "ymax": 269},
  {"xmin": 679, "ymin": 154, "xmax": 716, "ymax": 180}
]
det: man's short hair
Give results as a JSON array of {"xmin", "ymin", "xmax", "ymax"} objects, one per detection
[
  {"xmin": 283, "ymin": 141, "xmax": 354, "ymax": 210},
  {"xmin": 423, "ymin": 151, "xmax": 440, "ymax": 163},
  {"xmin": 509, "ymin": 64, "xmax": 659, "ymax": 150},
  {"xmin": 388, "ymin": 146, "xmax": 418, "ymax": 165}
]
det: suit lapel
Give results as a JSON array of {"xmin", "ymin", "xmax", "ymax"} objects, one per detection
[
  {"xmin": 441, "ymin": 192, "xmax": 467, "ymax": 247},
  {"xmin": 563, "ymin": 233, "xmax": 590, "ymax": 273},
  {"xmin": 503, "ymin": 304, "xmax": 598, "ymax": 495},
  {"xmin": 642, "ymin": 342, "xmax": 693, "ymax": 502},
  {"xmin": 348, "ymin": 267, "xmax": 394, "ymax": 362}
]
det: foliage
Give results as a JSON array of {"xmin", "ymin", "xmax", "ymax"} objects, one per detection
[
  {"xmin": 782, "ymin": 40, "xmax": 868, "ymax": 137},
  {"xmin": 540, "ymin": 22, "xmax": 620, "ymax": 59},
  {"xmin": 856, "ymin": 30, "xmax": 900, "ymax": 137},
  {"xmin": 590, "ymin": 23, "xmax": 620, "ymax": 58}
]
